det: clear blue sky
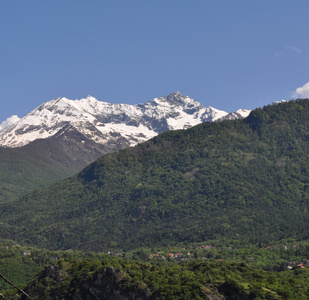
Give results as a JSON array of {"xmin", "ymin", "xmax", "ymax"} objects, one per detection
[{"xmin": 1, "ymin": 1, "xmax": 309, "ymax": 123}]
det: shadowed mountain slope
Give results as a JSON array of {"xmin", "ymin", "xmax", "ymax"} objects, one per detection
[{"xmin": 0, "ymin": 127, "xmax": 111, "ymax": 202}]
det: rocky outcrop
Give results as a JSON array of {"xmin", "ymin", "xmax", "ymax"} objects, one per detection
[{"xmin": 71, "ymin": 267, "xmax": 151, "ymax": 300}]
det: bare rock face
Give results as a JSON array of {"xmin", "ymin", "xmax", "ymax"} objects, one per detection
[
  {"xmin": 42, "ymin": 265, "xmax": 68, "ymax": 283},
  {"xmin": 71, "ymin": 267, "xmax": 151, "ymax": 300}
]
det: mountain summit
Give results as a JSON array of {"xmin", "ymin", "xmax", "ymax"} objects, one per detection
[
  {"xmin": 0, "ymin": 92, "xmax": 250, "ymax": 202},
  {"xmin": 0, "ymin": 92, "xmax": 244, "ymax": 148}
]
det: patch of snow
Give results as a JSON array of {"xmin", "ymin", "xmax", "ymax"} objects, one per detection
[
  {"xmin": 234, "ymin": 109, "xmax": 251, "ymax": 118},
  {"xmin": 272, "ymin": 100, "xmax": 287, "ymax": 105}
]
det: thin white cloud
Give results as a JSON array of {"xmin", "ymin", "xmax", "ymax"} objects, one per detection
[
  {"xmin": 292, "ymin": 82, "xmax": 309, "ymax": 98},
  {"xmin": 0, "ymin": 115, "xmax": 20, "ymax": 130},
  {"xmin": 272, "ymin": 51, "xmax": 282, "ymax": 60},
  {"xmin": 286, "ymin": 46, "xmax": 302, "ymax": 54},
  {"xmin": 272, "ymin": 46, "xmax": 302, "ymax": 60}
]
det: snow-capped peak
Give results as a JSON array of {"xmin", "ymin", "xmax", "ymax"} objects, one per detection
[
  {"xmin": 234, "ymin": 108, "xmax": 251, "ymax": 118},
  {"xmin": 272, "ymin": 100, "xmax": 287, "ymax": 105},
  {"xmin": 216, "ymin": 108, "xmax": 251, "ymax": 122},
  {"xmin": 0, "ymin": 93, "xmax": 246, "ymax": 148}
]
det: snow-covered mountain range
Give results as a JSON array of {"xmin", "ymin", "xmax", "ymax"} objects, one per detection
[
  {"xmin": 0, "ymin": 92, "xmax": 252, "ymax": 202},
  {"xmin": 0, "ymin": 92, "xmax": 250, "ymax": 149}
]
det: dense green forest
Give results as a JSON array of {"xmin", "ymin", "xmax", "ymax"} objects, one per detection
[
  {"xmin": 1, "ymin": 99, "xmax": 309, "ymax": 252},
  {"xmin": 0, "ymin": 241, "xmax": 108, "ymax": 293},
  {"xmin": 3, "ymin": 235, "xmax": 309, "ymax": 298},
  {"xmin": 4, "ymin": 254, "xmax": 309, "ymax": 299},
  {"xmin": 3, "ymin": 238, "xmax": 309, "ymax": 293}
]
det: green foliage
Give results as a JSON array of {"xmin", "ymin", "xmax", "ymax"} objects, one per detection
[
  {"xmin": 1, "ymin": 99, "xmax": 309, "ymax": 252},
  {"xmin": 7, "ymin": 257, "xmax": 309, "ymax": 299},
  {"xmin": 0, "ymin": 241, "xmax": 109, "ymax": 294}
]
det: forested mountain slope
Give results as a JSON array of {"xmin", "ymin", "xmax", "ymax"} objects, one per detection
[
  {"xmin": 1, "ymin": 99, "xmax": 309, "ymax": 251},
  {"xmin": 0, "ymin": 129, "xmax": 108, "ymax": 202}
]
